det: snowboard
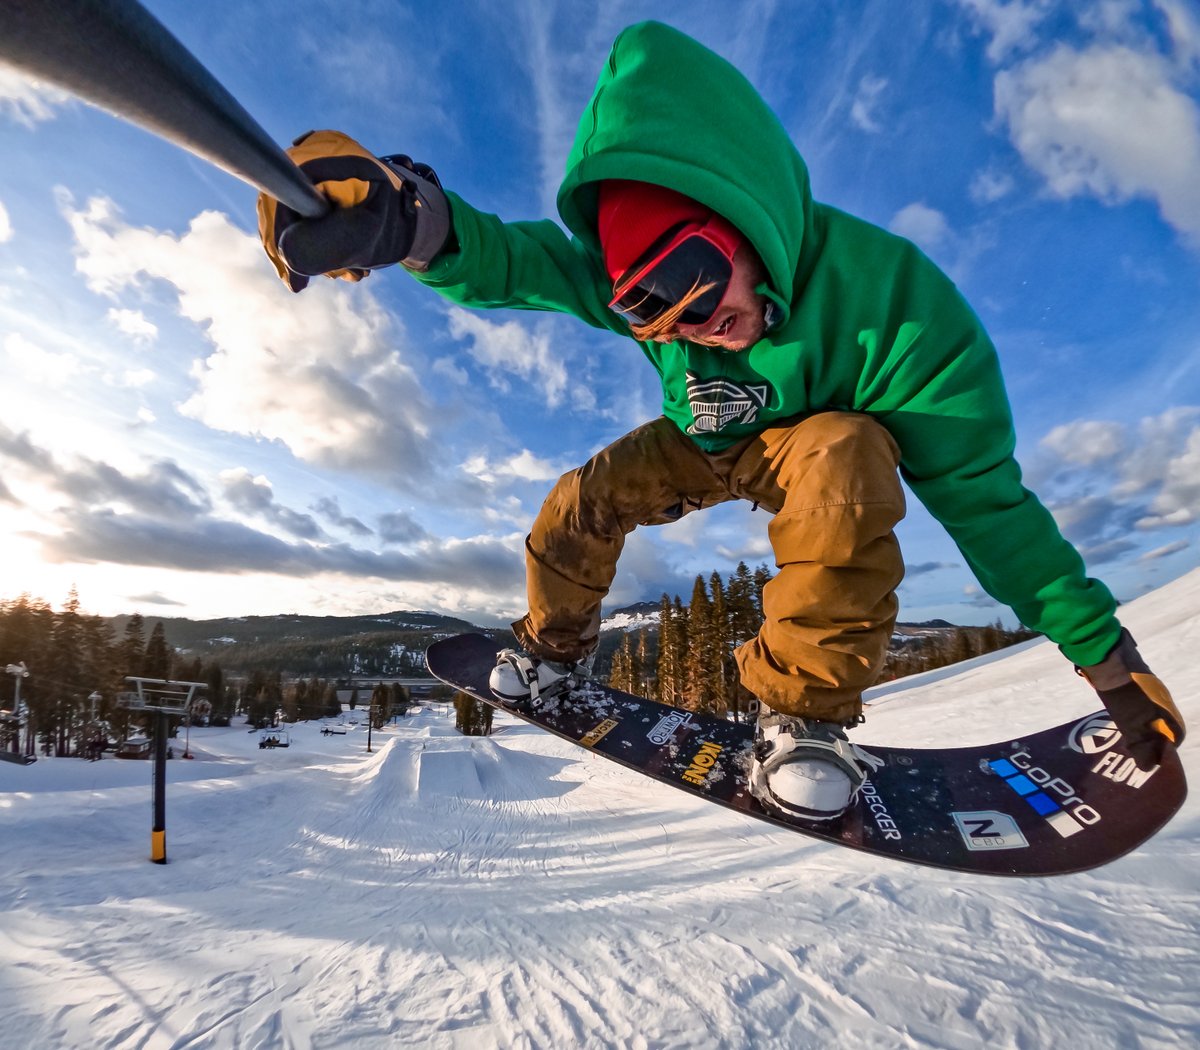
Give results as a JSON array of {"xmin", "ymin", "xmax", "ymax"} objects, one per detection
[{"xmin": 426, "ymin": 633, "xmax": 1187, "ymax": 876}]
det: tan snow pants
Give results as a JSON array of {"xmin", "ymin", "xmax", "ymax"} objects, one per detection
[{"xmin": 512, "ymin": 412, "xmax": 906, "ymax": 724}]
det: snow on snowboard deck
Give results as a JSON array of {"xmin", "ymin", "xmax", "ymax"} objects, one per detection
[{"xmin": 426, "ymin": 633, "xmax": 1186, "ymax": 876}]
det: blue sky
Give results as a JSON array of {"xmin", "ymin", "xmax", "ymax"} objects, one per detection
[{"xmin": 1, "ymin": 0, "xmax": 1199, "ymax": 629}]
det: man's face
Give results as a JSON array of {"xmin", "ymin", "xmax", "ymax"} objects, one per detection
[{"xmin": 662, "ymin": 244, "xmax": 767, "ymax": 351}]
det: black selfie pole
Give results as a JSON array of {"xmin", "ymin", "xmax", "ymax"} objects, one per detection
[{"xmin": 0, "ymin": 0, "xmax": 328, "ymax": 218}]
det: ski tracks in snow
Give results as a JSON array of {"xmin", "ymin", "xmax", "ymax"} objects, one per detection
[{"xmin": 3, "ymin": 671, "xmax": 1200, "ymax": 1048}]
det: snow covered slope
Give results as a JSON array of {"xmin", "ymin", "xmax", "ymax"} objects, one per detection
[{"xmin": 2, "ymin": 572, "xmax": 1198, "ymax": 1048}]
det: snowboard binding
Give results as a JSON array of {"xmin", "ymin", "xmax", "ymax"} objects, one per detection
[{"xmin": 488, "ymin": 648, "xmax": 588, "ymax": 711}]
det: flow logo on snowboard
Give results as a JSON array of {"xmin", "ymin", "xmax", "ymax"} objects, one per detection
[
  {"xmin": 1068, "ymin": 713, "xmax": 1122, "ymax": 755},
  {"xmin": 1065, "ymin": 713, "xmax": 1161, "ymax": 790}
]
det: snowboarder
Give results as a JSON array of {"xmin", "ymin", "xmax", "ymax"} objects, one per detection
[{"xmin": 259, "ymin": 21, "xmax": 1184, "ymax": 822}]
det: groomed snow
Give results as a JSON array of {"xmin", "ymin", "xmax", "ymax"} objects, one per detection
[{"xmin": 2, "ymin": 571, "xmax": 1198, "ymax": 1048}]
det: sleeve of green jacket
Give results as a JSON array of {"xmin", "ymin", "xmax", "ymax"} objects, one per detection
[
  {"xmin": 411, "ymin": 192, "xmax": 621, "ymax": 329},
  {"xmin": 857, "ymin": 263, "xmax": 1120, "ymax": 667}
]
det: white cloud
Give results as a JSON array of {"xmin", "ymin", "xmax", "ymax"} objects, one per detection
[
  {"xmin": 106, "ymin": 307, "xmax": 158, "ymax": 343},
  {"xmin": 850, "ymin": 75, "xmax": 888, "ymax": 133},
  {"xmin": 502, "ymin": 449, "xmax": 561, "ymax": 482},
  {"xmin": 994, "ymin": 43, "xmax": 1200, "ymax": 242},
  {"xmin": 955, "ymin": 0, "xmax": 1050, "ymax": 62},
  {"xmin": 1155, "ymin": 0, "xmax": 1200, "ymax": 68},
  {"xmin": 431, "ymin": 355, "xmax": 469, "ymax": 385},
  {"xmin": 1138, "ymin": 427, "xmax": 1200, "ymax": 527},
  {"xmin": 121, "ymin": 368, "xmax": 156, "ymax": 388},
  {"xmin": 447, "ymin": 306, "xmax": 570, "ymax": 409},
  {"xmin": 504, "ymin": 5, "xmax": 608, "ymax": 218},
  {"xmin": 3, "ymin": 331, "xmax": 81, "ymax": 387},
  {"xmin": 0, "ymin": 67, "xmax": 70, "ymax": 127},
  {"xmin": 1040, "ymin": 419, "xmax": 1127, "ymax": 465},
  {"xmin": 1077, "ymin": 0, "xmax": 1143, "ymax": 37},
  {"xmin": 461, "ymin": 448, "xmax": 561, "ymax": 485},
  {"xmin": 969, "ymin": 167, "xmax": 1016, "ymax": 204},
  {"xmin": 889, "ymin": 203, "xmax": 953, "ymax": 251},
  {"xmin": 1139, "ymin": 538, "xmax": 1189, "ymax": 561},
  {"xmin": 1039, "ymin": 408, "xmax": 1200, "ymax": 548},
  {"xmin": 0, "ymin": 199, "xmax": 11, "ymax": 242},
  {"xmin": 1113, "ymin": 406, "xmax": 1200, "ymax": 497},
  {"xmin": 889, "ymin": 202, "xmax": 994, "ymax": 284},
  {"xmin": 58, "ymin": 193, "xmax": 438, "ymax": 485}
]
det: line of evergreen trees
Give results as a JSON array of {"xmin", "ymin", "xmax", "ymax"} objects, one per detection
[
  {"xmin": 609, "ymin": 562, "xmax": 772, "ymax": 721},
  {"xmin": 4, "ymin": 573, "xmax": 1036, "ymax": 755},
  {"xmin": 0, "ymin": 591, "xmax": 415, "ymax": 756},
  {"xmin": 0, "ymin": 591, "xmax": 233, "ymax": 757},
  {"xmin": 607, "ymin": 561, "xmax": 1035, "ymax": 717}
]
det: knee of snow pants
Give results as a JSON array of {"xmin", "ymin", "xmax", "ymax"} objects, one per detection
[
  {"xmin": 733, "ymin": 413, "xmax": 906, "ymax": 723},
  {"xmin": 513, "ymin": 417, "xmax": 729, "ymax": 662}
]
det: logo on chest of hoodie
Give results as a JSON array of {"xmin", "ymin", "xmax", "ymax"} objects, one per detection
[{"xmin": 685, "ymin": 371, "xmax": 770, "ymax": 434}]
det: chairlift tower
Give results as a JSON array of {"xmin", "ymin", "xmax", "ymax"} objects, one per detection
[{"xmin": 118, "ymin": 676, "xmax": 205, "ymax": 863}]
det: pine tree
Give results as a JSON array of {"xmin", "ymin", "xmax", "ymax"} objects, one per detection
[
  {"xmin": 206, "ymin": 662, "xmax": 233, "ymax": 725},
  {"xmin": 390, "ymin": 682, "xmax": 410, "ymax": 718},
  {"xmin": 454, "ymin": 691, "xmax": 494, "ymax": 735},
  {"xmin": 654, "ymin": 594, "xmax": 677, "ymax": 704},
  {"xmin": 283, "ymin": 679, "xmax": 305, "ymax": 723},
  {"xmin": 119, "ymin": 613, "xmax": 146, "ymax": 680},
  {"xmin": 752, "ymin": 563, "xmax": 773, "ymax": 620},
  {"xmin": 48, "ymin": 588, "xmax": 87, "ymax": 755},
  {"xmin": 323, "ymin": 682, "xmax": 342, "ymax": 718},
  {"xmin": 726, "ymin": 561, "xmax": 760, "ymax": 645},
  {"xmin": 81, "ymin": 615, "xmax": 116, "ymax": 733},
  {"xmin": 609, "ymin": 633, "xmax": 634, "ymax": 692},
  {"xmin": 143, "ymin": 622, "xmax": 171, "ymax": 679},
  {"xmin": 370, "ymin": 683, "xmax": 390, "ymax": 728},
  {"xmin": 684, "ymin": 575, "xmax": 719, "ymax": 713},
  {"xmin": 708, "ymin": 571, "xmax": 731, "ymax": 715},
  {"xmin": 635, "ymin": 630, "xmax": 651, "ymax": 697},
  {"xmin": 671, "ymin": 596, "xmax": 689, "ymax": 704}
]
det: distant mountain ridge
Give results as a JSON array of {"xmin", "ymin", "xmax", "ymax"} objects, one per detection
[
  {"xmin": 108, "ymin": 609, "xmax": 481, "ymax": 650},
  {"xmin": 106, "ymin": 609, "xmax": 486, "ymax": 676},
  {"xmin": 116, "ymin": 604, "xmax": 987, "ymax": 680}
]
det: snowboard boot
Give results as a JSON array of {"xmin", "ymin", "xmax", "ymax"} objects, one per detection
[
  {"xmin": 488, "ymin": 648, "xmax": 591, "ymax": 710},
  {"xmin": 749, "ymin": 705, "xmax": 873, "ymax": 822}
]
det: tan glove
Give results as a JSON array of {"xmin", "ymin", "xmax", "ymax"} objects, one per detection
[
  {"xmin": 1077, "ymin": 630, "xmax": 1185, "ymax": 771},
  {"xmin": 257, "ymin": 130, "xmax": 451, "ymax": 292}
]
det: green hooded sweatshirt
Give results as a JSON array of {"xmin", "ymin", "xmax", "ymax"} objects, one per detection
[{"xmin": 415, "ymin": 20, "xmax": 1120, "ymax": 665}]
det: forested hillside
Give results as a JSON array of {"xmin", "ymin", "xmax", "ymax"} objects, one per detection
[{"xmin": 2, "ymin": 567, "xmax": 1031, "ymax": 758}]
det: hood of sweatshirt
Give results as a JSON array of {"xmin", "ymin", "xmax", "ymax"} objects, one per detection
[{"xmin": 557, "ymin": 20, "xmax": 815, "ymax": 326}]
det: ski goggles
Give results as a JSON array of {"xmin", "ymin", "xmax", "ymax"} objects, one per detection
[{"xmin": 608, "ymin": 216, "xmax": 741, "ymax": 329}]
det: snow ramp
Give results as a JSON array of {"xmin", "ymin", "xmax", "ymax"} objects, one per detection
[{"xmin": 416, "ymin": 740, "xmax": 485, "ymax": 800}]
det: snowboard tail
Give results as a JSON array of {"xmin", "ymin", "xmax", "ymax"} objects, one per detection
[{"xmin": 426, "ymin": 633, "xmax": 1187, "ymax": 877}]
